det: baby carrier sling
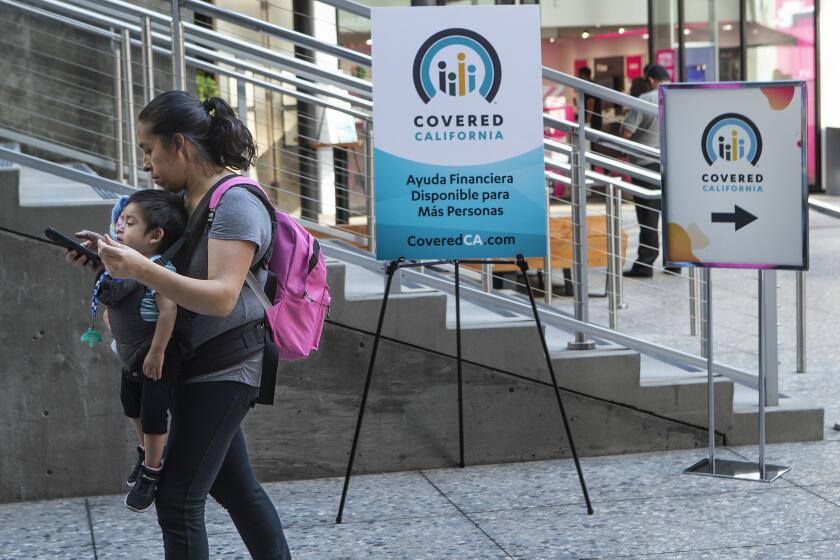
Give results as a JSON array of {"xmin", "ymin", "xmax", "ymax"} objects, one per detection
[{"xmin": 163, "ymin": 176, "xmax": 329, "ymax": 405}]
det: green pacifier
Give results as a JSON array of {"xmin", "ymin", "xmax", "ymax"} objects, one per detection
[{"xmin": 80, "ymin": 327, "xmax": 102, "ymax": 348}]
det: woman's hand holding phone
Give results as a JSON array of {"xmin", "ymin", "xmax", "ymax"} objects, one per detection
[
  {"xmin": 63, "ymin": 230, "xmax": 105, "ymax": 270},
  {"xmin": 98, "ymin": 234, "xmax": 148, "ymax": 279}
]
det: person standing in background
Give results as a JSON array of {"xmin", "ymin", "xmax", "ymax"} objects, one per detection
[
  {"xmin": 576, "ymin": 66, "xmax": 603, "ymax": 132},
  {"xmin": 621, "ymin": 64, "xmax": 677, "ymax": 278}
]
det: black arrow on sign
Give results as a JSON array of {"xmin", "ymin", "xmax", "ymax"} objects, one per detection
[{"xmin": 711, "ymin": 205, "xmax": 758, "ymax": 231}]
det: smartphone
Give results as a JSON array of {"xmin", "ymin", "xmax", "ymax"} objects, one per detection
[{"xmin": 44, "ymin": 227, "xmax": 102, "ymax": 264}]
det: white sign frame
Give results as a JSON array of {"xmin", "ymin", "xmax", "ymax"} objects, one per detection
[
  {"xmin": 661, "ymin": 81, "xmax": 808, "ymax": 271},
  {"xmin": 370, "ymin": 5, "xmax": 546, "ymax": 262}
]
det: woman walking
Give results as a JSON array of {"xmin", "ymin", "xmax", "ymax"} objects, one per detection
[{"xmin": 69, "ymin": 90, "xmax": 292, "ymax": 559}]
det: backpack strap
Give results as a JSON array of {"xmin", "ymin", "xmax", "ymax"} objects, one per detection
[
  {"xmin": 163, "ymin": 175, "xmax": 273, "ymax": 275},
  {"xmin": 246, "ymin": 272, "xmax": 272, "ymax": 311},
  {"xmin": 161, "ymin": 180, "xmax": 220, "ymax": 270},
  {"xmin": 208, "ymin": 177, "xmax": 278, "ymax": 271}
]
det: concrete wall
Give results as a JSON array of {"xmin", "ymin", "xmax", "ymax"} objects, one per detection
[{"xmin": 0, "ymin": 227, "xmax": 713, "ymax": 504}]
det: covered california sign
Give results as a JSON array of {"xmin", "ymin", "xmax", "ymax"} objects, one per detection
[
  {"xmin": 371, "ymin": 5, "xmax": 546, "ymax": 261},
  {"xmin": 661, "ymin": 82, "xmax": 808, "ymax": 270}
]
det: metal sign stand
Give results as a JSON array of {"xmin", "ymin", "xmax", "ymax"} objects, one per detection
[
  {"xmin": 335, "ymin": 255, "xmax": 593, "ymax": 523},
  {"xmin": 683, "ymin": 269, "xmax": 790, "ymax": 482}
]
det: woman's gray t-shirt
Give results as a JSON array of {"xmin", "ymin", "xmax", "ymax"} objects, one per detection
[{"xmin": 181, "ymin": 184, "xmax": 273, "ymax": 387}]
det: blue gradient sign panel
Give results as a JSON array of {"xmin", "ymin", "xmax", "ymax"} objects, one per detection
[{"xmin": 371, "ymin": 6, "xmax": 546, "ymax": 260}]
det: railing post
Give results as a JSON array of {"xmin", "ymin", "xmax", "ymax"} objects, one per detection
[
  {"xmin": 113, "ymin": 42, "xmax": 124, "ymax": 183},
  {"xmin": 760, "ymin": 270, "xmax": 779, "ymax": 406},
  {"xmin": 613, "ymin": 185, "xmax": 627, "ymax": 310},
  {"xmin": 703, "ymin": 268, "xmax": 715, "ymax": 466},
  {"xmin": 700, "ymin": 269, "xmax": 708, "ymax": 358},
  {"xmin": 236, "ymin": 71, "xmax": 248, "ymax": 126},
  {"xmin": 481, "ymin": 263, "xmax": 492, "ymax": 293},
  {"xmin": 171, "ymin": 0, "xmax": 186, "ymax": 90},
  {"xmin": 689, "ymin": 267, "xmax": 699, "ymax": 336},
  {"xmin": 141, "ymin": 16, "xmax": 155, "ymax": 188},
  {"xmin": 568, "ymin": 91, "xmax": 595, "ymax": 350},
  {"xmin": 796, "ymin": 270, "xmax": 806, "ymax": 372},
  {"xmin": 544, "ymin": 181, "xmax": 552, "ymax": 306},
  {"xmin": 142, "ymin": 17, "xmax": 155, "ymax": 103},
  {"xmin": 363, "ymin": 120, "xmax": 375, "ymax": 255},
  {"xmin": 121, "ymin": 29, "xmax": 138, "ymax": 187},
  {"xmin": 605, "ymin": 183, "xmax": 618, "ymax": 329}
]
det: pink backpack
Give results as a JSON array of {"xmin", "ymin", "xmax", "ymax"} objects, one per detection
[{"xmin": 210, "ymin": 177, "xmax": 330, "ymax": 361}]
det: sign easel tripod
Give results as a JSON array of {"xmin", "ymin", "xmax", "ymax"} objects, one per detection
[{"xmin": 335, "ymin": 255, "xmax": 594, "ymax": 523}]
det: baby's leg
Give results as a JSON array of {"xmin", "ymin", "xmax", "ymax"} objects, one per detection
[
  {"xmin": 120, "ymin": 371, "xmax": 144, "ymax": 446},
  {"xmin": 125, "ymin": 373, "xmax": 175, "ymax": 512},
  {"xmin": 129, "ymin": 418, "xmax": 143, "ymax": 446},
  {"xmin": 138, "ymin": 368, "xmax": 177, "ymax": 466}
]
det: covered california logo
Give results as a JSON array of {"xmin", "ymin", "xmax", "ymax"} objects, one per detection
[
  {"xmin": 412, "ymin": 28, "xmax": 502, "ymax": 104},
  {"xmin": 700, "ymin": 113, "xmax": 763, "ymax": 166}
]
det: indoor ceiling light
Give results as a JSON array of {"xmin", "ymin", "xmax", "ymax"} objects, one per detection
[
  {"xmin": 581, "ymin": 30, "xmax": 590, "ymax": 39},
  {"xmin": 684, "ymin": 28, "xmax": 691, "ymax": 35},
  {"xmin": 643, "ymin": 33, "xmax": 650, "ymax": 39},
  {"xmin": 722, "ymin": 23, "xmax": 733, "ymax": 31},
  {"xmin": 618, "ymin": 27, "xmax": 625, "ymax": 34},
  {"xmin": 549, "ymin": 37, "xmax": 555, "ymax": 43},
  {"xmin": 365, "ymin": 38, "xmax": 372, "ymax": 46}
]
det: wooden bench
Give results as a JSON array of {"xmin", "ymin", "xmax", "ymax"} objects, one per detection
[
  {"xmin": 313, "ymin": 223, "xmax": 370, "ymax": 247},
  {"xmin": 463, "ymin": 215, "xmax": 628, "ymax": 295}
]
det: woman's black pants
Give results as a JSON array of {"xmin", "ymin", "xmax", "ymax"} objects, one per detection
[{"xmin": 155, "ymin": 381, "xmax": 292, "ymax": 559}]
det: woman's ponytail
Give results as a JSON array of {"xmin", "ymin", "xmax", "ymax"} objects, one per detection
[
  {"xmin": 138, "ymin": 91, "xmax": 257, "ymax": 172},
  {"xmin": 202, "ymin": 97, "xmax": 256, "ymax": 171}
]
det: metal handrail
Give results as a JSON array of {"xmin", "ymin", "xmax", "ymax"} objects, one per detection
[
  {"xmin": 0, "ymin": 147, "xmax": 135, "ymax": 196},
  {"xmin": 183, "ymin": 22, "xmax": 372, "ymax": 96},
  {"xmin": 68, "ymin": 0, "xmax": 373, "ymax": 71},
  {"xmin": 0, "ymin": 147, "xmax": 369, "ymax": 246},
  {"xmin": 0, "ymin": 127, "xmax": 118, "ymax": 172},
  {"xmin": 323, "ymin": 0, "xmax": 372, "ymax": 18},
  {"xmin": 544, "ymin": 138, "xmax": 662, "ymax": 190},
  {"xmin": 186, "ymin": 58, "xmax": 370, "ymax": 120},
  {"xmin": 586, "ymin": 127, "xmax": 662, "ymax": 159},
  {"xmin": 5, "ymin": 0, "xmax": 373, "ymax": 119},
  {"xmin": 184, "ymin": 0, "xmax": 372, "ymax": 68},
  {"xmin": 7, "ymin": 0, "xmax": 828, "ymax": 392},
  {"xmin": 323, "ymin": 242, "xmax": 761, "ymax": 389},
  {"xmin": 544, "ymin": 115, "xmax": 661, "ymax": 161},
  {"xmin": 68, "ymin": 0, "xmax": 170, "ymax": 25},
  {"xmin": 25, "ymin": 0, "xmax": 142, "ymax": 34},
  {"xmin": 541, "ymin": 67, "xmax": 659, "ymax": 116},
  {"xmin": 184, "ymin": 43, "xmax": 372, "ymax": 111},
  {"xmin": 20, "ymin": 0, "xmax": 372, "ymax": 110},
  {"xmin": 544, "ymin": 155, "xmax": 660, "ymax": 200},
  {"xmin": 0, "ymin": 0, "xmax": 120, "ymax": 40},
  {"xmin": 808, "ymin": 198, "xmax": 840, "ymax": 219}
]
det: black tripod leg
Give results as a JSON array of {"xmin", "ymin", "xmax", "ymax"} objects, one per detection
[
  {"xmin": 336, "ymin": 261, "xmax": 399, "ymax": 524},
  {"xmin": 455, "ymin": 261, "xmax": 465, "ymax": 468},
  {"xmin": 518, "ymin": 258, "xmax": 594, "ymax": 515}
]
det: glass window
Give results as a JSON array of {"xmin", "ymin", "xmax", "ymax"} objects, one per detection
[
  {"xmin": 683, "ymin": 0, "xmax": 742, "ymax": 82},
  {"xmin": 650, "ymin": 0, "xmax": 679, "ymax": 81},
  {"xmin": 746, "ymin": 0, "xmax": 816, "ymax": 184}
]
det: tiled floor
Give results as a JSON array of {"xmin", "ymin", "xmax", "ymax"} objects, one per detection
[{"xmin": 5, "ymin": 442, "xmax": 840, "ymax": 559}]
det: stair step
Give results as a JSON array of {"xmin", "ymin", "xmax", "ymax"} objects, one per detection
[{"xmin": 322, "ymin": 254, "xmax": 824, "ymax": 449}]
